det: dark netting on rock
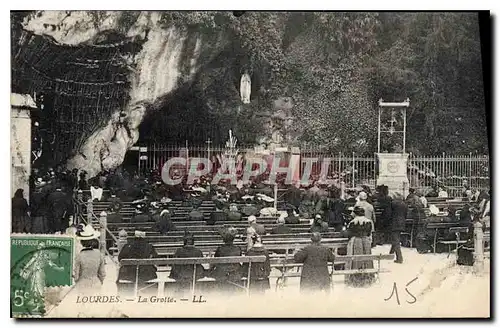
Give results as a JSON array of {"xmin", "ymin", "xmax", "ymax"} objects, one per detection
[{"xmin": 11, "ymin": 29, "xmax": 143, "ymax": 167}]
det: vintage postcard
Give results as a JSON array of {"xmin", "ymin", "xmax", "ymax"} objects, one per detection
[{"xmin": 10, "ymin": 10, "xmax": 490, "ymax": 318}]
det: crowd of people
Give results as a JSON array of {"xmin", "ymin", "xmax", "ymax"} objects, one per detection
[{"xmin": 11, "ymin": 166, "xmax": 491, "ymax": 296}]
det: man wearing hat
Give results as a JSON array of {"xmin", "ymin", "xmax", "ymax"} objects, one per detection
[
  {"xmin": 117, "ymin": 230, "xmax": 158, "ymax": 295},
  {"xmin": 169, "ymin": 233, "xmax": 205, "ymax": 294},
  {"xmin": 294, "ymin": 232, "xmax": 335, "ymax": 293}
]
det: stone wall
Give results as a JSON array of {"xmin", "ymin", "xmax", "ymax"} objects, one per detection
[{"xmin": 11, "ymin": 94, "xmax": 35, "ymax": 202}]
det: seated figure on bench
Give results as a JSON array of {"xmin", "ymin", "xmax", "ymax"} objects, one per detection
[
  {"xmin": 210, "ymin": 228, "xmax": 243, "ymax": 294},
  {"xmin": 345, "ymin": 206, "xmax": 375, "ymax": 287},
  {"xmin": 226, "ymin": 203, "xmax": 242, "ymax": 221},
  {"xmin": 108, "ymin": 189, "xmax": 123, "ymax": 213},
  {"xmin": 169, "ymin": 233, "xmax": 206, "ymax": 295},
  {"xmin": 294, "ymin": 232, "xmax": 335, "ymax": 293},
  {"xmin": 244, "ymin": 234, "xmax": 271, "ymax": 295},
  {"xmin": 207, "ymin": 199, "xmax": 229, "ymax": 225},
  {"xmin": 271, "ymin": 217, "xmax": 292, "ymax": 235},
  {"xmin": 187, "ymin": 196, "xmax": 205, "ymax": 221},
  {"xmin": 131, "ymin": 202, "xmax": 150, "ymax": 223},
  {"xmin": 154, "ymin": 209, "xmax": 177, "ymax": 234},
  {"xmin": 117, "ymin": 230, "xmax": 158, "ymax": 296},
  {"xmin": 285, "ymin": 208, "xmax": 301, "ymax": 224},
  {"xmin": 106, "ymin": 205, "xmax": 123, "ymax": 224},
  {"xmin": 310, "ymin": 214, "xmax": 329, "ymax": 233},
  {"xmin": 241, "ymin": 197, "xmax": 259, "ymax": 217}
]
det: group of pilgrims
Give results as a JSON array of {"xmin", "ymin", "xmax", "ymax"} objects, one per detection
[{"xmin": 12, "ymin": 166, "xmax": 491, "ymax": 295}]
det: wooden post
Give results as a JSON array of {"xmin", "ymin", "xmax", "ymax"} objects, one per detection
[
  {"xmin": 117, "ymin": 229, "xmax": 128, "ymax": 254},
  {"xmin": 134, "ymin": 265, "xmax": 140, "ymax": 299},
  {"xmin": 99, "ymin": 211, "xmax": 107, "ymax": 258},
  {"xmin": 191, "ymin": 263, "xmax": 197, "ymax": 299},
  {"xmin": 274, "ymin": 183, "xmax": 278, "ymax": 210},
  {"xmin": 352, "ymin": 152, "xmax": 355, "ymax": 188},
  {"xmin": 473, "ymin": 221, "xmax": 484, "ymax": 274},
  {"xmin": 377, "ymin": 103, "xmax": 381, "ymax": 153},
  {"xmin": 246, "ymin": 261, "xmax": 252, "ymax": 296}
]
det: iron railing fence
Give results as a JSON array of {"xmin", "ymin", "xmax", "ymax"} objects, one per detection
[{"xmin": 133, "ymin": 144, "xmax": 489, "ymax": 195}]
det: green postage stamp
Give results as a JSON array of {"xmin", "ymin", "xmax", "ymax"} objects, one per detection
[{"xmin": 10, "ymin": 235, "xmax": 74, "ymax": 317}]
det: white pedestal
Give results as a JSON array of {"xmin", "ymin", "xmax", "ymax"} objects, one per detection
[{"xmin": 376, "ymin": 153, "xmax": 409, "ymax": 198}]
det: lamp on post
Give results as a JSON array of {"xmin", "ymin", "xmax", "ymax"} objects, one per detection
[{"xmin": 377, "ymin": 98, "xmax": 410, "ymax": 154}]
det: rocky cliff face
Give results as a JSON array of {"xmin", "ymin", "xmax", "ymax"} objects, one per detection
[{"xmin": 20, "ymin": 11, "xmax": 233, "ymax": 176}]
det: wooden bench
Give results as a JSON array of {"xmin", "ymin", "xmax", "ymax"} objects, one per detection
[
  {"xmin": 271, "ymin": 254, "xmax": 395, "ymax": 291},
  {"xmin": 426, "ymin": 222, "xmax": 470, "ymax": 253},
  {"xmin": 119, "ymin": 256, "xmax": 267, "ymax": 298},
  {"xmin": 437, "ymin": 226, "xmax": 469, "ymax": 257}
]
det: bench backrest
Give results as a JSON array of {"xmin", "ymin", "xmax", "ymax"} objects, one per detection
[
  {"xmin": 154, "ymin": 239, "xmax": 349, "ymax": 256},
  {"xmin": 120, "ymin": 255, "xmax": 267, "ymax": 266}
]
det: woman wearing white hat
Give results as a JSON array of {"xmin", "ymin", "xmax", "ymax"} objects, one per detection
[{"xmin": 74, "ymin": 225, "xmax": 105, "ymax": 294}]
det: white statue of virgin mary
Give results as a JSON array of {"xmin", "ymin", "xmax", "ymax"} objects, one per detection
[{"xmin": 240, "ymin": 73, "xmax": 251, "ymax": 104}]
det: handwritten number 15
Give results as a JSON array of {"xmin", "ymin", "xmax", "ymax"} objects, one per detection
[{"xmin": 384, "ymin": 277, "xmax": 418, "ymax": 305}]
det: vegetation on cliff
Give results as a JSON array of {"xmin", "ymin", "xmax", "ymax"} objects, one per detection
[{"xmin": 12, "ymin": 11, "xmax": 488, "ymax": 166}]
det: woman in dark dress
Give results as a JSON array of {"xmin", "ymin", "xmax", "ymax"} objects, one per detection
[
  {"xmin": 12, "ymin": 189, "xmax": 29, "ymax": 233},
  {"xmin": 345, "ymin": 206, "xmax": 375, "ymax": 287},
  {"xmin": 210, "ymin": 228, "xmax": 243, "ymax": 294},
  {"xmin": 244, "ymin": 235, "xmax": 271, "ymax": 295}
]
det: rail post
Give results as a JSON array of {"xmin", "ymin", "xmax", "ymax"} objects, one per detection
[
  {"xmin": 99, "ymin": 211, "xmax": 107, "ymax": 259},
  {"xmin": 86, "ymin": 198, "xmax": 93, "ymax": 225},
  {"xmin": 76, "ymin": 190, "xmax": 83, "ymax": 225},
  {"xmin": 117, "ymin": 229, "xmax": 128, "ymax": 254},
  {"xmin": 473, "ymin": 221, "xmax": 484, "ymax": 275}
]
